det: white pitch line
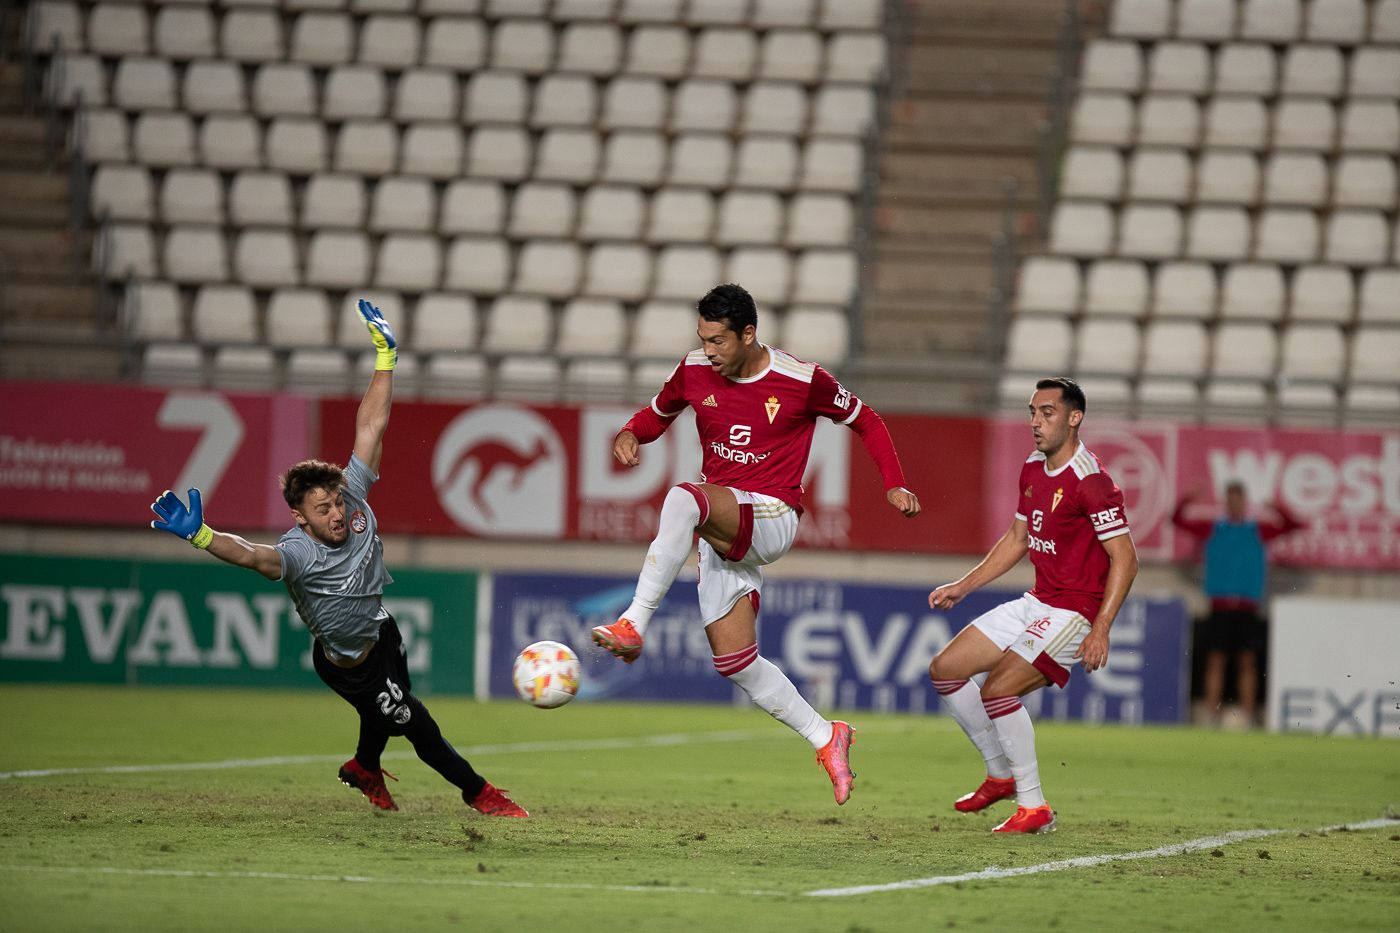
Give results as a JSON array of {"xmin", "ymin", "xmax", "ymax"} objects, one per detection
[
  {"xmin": 0, "ymin": 729, "xmax": 766, "ymax": 781},
  {"xmin": 0, "ymin": 864, "xmax": 786, "ymax": 898},
  {"xmin": 803, "ymin": 817, "xmax": 1400, "ymax": 897}
]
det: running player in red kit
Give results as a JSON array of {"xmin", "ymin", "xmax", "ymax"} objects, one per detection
[
  {"xmin": 591, "ymin": 284, "xmax": 921, "ymax": 805},
  {"xmin": 927, "ymin": 377, "xmax": 1138, "ymax": 833}
]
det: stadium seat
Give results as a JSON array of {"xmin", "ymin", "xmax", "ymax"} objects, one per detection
[
  {"xmin": 715, "ymin": 190, "xmax": 784, "ymax": 246},
  {"xmin": 1004, "ymin": 317, "xmax": 1073, "ymax": 373},
  {"xmin": 1305, "ymin": 0, "xmax": 1366, "ymax": 43},
  {"xmin": 1126, "ymin": 148, "xmax": 1191, "ymax": 203},
  {"xmin": 1141, "ymin": 319, "xmax": 1209, "ymax": 377},
  {"xmin": 304, "ymin": 230, "xmax": 370, "ymax": 288},
  {"xmin": 1203, "ymin": 97, "xmax": 1268, "ymax": 150},
  {"xmin": 826, "ymin": 33, "xmax": 887, "ymax": 85},
  {"xmin": 555, "ymin": 0, "xmax": 617, "ymax": 18},
  {"xmin": 412, "ymin": 293, "xmax": 479, "ymax": 352},
  {"xmin": 487, "ymin": 0, "xmax": 548, "ymax": 16},
  {"xmin": 669, "ymin": 134, "xmax": 734, "ymax": 189},
  {"xmin": 400, "ymin": 123, "xmax": 464, "ymax": 179},
  {"xmin": 533, "ymin": 74, "xmax": 598, "ymax": 128},
  {"xmin": 1343, "ymin": 384, "xmax": 1400, "ymax": 419},
  {"xmin": 1152, "ymin": 261, "xmax": 1217, "ymax": 319},
  {"xmin": 1203, "ymin": 379, "xmax": 1271, "ymax": 421},
  {"xmin": 653, "ymin": 245, "xmax": 721, "ymax": 300},
  {"xmin": 625, "ymin": 25, "xmax": 690, "ymax": 79},
  {"xmin": 760, "ymin": 30, "xmax": 823, "ymax": 84},
  {"xmin": 1262, "ymin": 152, "xmax": 1328, "ymax": 206},
  {"xmin": 818, "ymin": 0, "xmax": 880, "ymax": 29},
  {"xmin": 1333, "ymin": 155, "xmax": 1398, "ymax": 209},
  {"xmin": 290, "ymin": 12, "xmax": 353, "ymax": 66},
  {"xmin": 1350, "ymin": 327, "xmax": 1400, "ymax": 383},
  {"xmin": 781, "ymin": 308, "xmax": 848, "ymax": 365},
  {"xmin": 1280, "ymin": 45, "xmax": 1344, "ymax": 98},
  {"xmin": 78, "ymin": 109, "xmax": 129, "ymax": 163},
  {"xmin": 1220, "ymin": 263, "xmax": 1286, "ymax": 321},
  {"xmin": 1069, "ymin": 93, "xmax": 1135, "ymax": 147},
  {"xmin": 1339, "ymin": 100, "xmax": 1400, "ymax": 152},
  {"xmin": 142, "ymin": 343, "xmax": 206, "ymax": 387},
  {"xmin": 155, "ymin": 8, "xmax": 216, "ymax": 61},
  {"xmin": 88, "ymin": 5, "xmax": 149, "ymax": 57},
  {"xmin": 1349, "ymin": 47, "xmax": 1400, "ymax": 98},
  {"xmin": 583, "ymin": 242, "xmax": 652, "ymax": 300},
  {"xmin": 420, "ymin": 353, "xmax": 488, "ymax": 400},
  {"xmin": 1137, "ymin": 377, "xmax": 1201, "ymax": 415},
  {"xmin": 1083, "ymin": 260, "xmax": 1149, "ymax": 317},
  {"xmin": 1186, "ymin": 206, "xmax": 1252, "ymax": 260},
  {"xmin": 492, "ymin": 19, "xmax": 554, "ymax": 75},
  {"xmin": 183, "ymin": 60, "xmax": 247, "ymax": 116},
  {"xmin": 509, "ymin": 183, "xmax": 576, "ymax": 239},
  {"xmin": 47, "ymin": 55, "xmax": 107, "ymax": 109},
  {"xmin": 1075, "ymin": 318, "xmax": 1140, "ymax": 376},
  {"xmin": 482, "ymin": 295, "xmax": 552, "ymax": 353},
  {"xmin": 440, "ymin": 179, "xmax": 505, "ymax": 235},
  {"xmin": 1117, "ymin": 204, "xmax": 1182, "ymax": 259},
  {"xmin": 1358, "ymin": 269, "xmax": 1400, "ymax": 323},
  {"xmin": 725, "ymin": 248, "xmax": 791, "ymax": 306},
  {"xmin": 237, "ymin": 228, "xmax": 301, "ymax": 287},
  {"xmin": 1323, "ymin": 210, "xmax": 1388, "ymax": 265},
  {"xmin": 1280, "ymin": 323, "xmax": 1346, "ymax": 382},
  {"xmin": 514, "ymin": 241, "xmax": 583, "ymax": 298},
  {"xmin": 210, "ymin": 346, "xmax": 278, "ymax": 392},
  {"xmin": 369, "ymin": 176, "xmax": 435, "ymax": 232},
  {"xmin": 693, "ymin": 27, "xmax": 758, "ymax": 81},
  {"xmin": 687, "ymin": 0, "xmax": 747, "ymax": 25},
  {"xmin": 160, "ymin": 169, "xmax": 224, "ymax": 227},
  {"xmin": 423, "ymin": 17, "xmax": 487, "ymax": 70},
  {"xmin": 495, "ymin": 356, "xmax": 563, "ymax": 402},
  {"xmin": 577, "ymin": 185, "xmax": 645, "ymax": 241},
  {"xmin": 800, "ymin": 139, "xmax": 861, "ymax": 192},
  {"xmin": 227, "ymin": 171, "xmax": 292, "ymax": 227},
  {"xmin": 359, "ymin": 14, "xmax": 421, "ymax": 68},
  {"xmin": 98, "ymin": 223, "xmax": 157, "ymax": 280},
  {"xmin": 1212, "ymin": 322, "xmax": 1278, "ymax": 378},
  {"xmin": 252, "ymin": 63, "xmax": 316, "ymax": 118},
  {"xmin": 742, "ymin": 82, "xmax": 808, "ymax": 137},
  {"xmin": 600, "ymin": 130, "xmax": 666, "ymax": 185},
  {"xmin": 285, "ymin": 350, "xmax": 353, "ymax": 396},
  {"xmin": 557, "ymin": 297, "xmax": 627, "ymax": 357},
  {"xmin": 734, "ymin": 137, "xmax": 799, "ymax": 191},
  {"xmin": 91, "ymin": 165, "xmax": 153, "ymax": 223},
  {"xmin": 222, "ymin": 9, "xmax": 284, "ymax": 64},
  {"xmin": 29, "ymin": 1, "xmax": 84, "ymax": 54},
  {"xmin": 1014, "ymin": 257, "xmax": 1081, "ymax": 314},
  {"xmin": 601, "ymin": 76, "xmax": 667, "ymax": 131},
  {"xmin": 164, "ymin": 227, "xmax": 229, "ymax": 284},
  {"xmin": 113, "ymin": 58, "xmax": 177, "ymax": 112},
  {"xmin": 534, "ymin": 128, "xmax": 600, "ymax": 183},
  {"xmin": 672, "ymin": 79, "xmax": 737, "ymax": 133},
  {"xmin": 1080, "ymin": 40, "xmax": 1143, "ymax": 93},
  {"xmin": 1375, "ymin": 0, "xmax": 1400, "ymax": 40},
  {"xmin": 810, "ymin": 86, "xmax": 874, "ymax": 137},
  {"xmin": 376, "ymin": 234, "xmax": 443, "ymax": 291},
  {"xmin": 791, "ymin": 249, "xmax": 856, "ymax": 306},
  {"xmin": 1136, "ymin": 94, "xmax": 1200, "ymax": 148},
  {"xmin": 1147, "ymin": 41, "xmax": 1210, "ymax": 95},
  {"xmin": 266, "ymin": 289, "xmax": 334, "ymax": 348},
  {"xmin": 1289, "ymin": 265, "xmax": 1354, "ymax": 323},
  {"xmin": 1048, "ymin": 202, "xmax": 1114, "ymax": 257},
  {"xmin": 1254, "ymin": 208, "xmax": 1320, "ymax": 263},
  {"xmin": 785, "ymin": 193, "xmax": 851, "ymax": 248},
  {"xmin": 466, "ymin": 126, "xmax": 530, "ymax": 181},
  {"xmin": 465, "ymin": 71, "xmax": 528, "ymax": 124},
  {"xmin": 647, "ymin": 188, "xmax": 714, "ymax": 243},
  {"xmin": 122, "ymin": 281, "xmax": 184, "ymax": 342},
  {"xmin": 1241, "ymin": 0, "xmax": 1302, "ymax": 42},
  {"xmin": 558, "ymin": 23, "xmax": 623, "ymax": 75},
  {"xmin": 1195, "ymin": 151, "xmax": 1259, "ymax": 205},
  {"xmin": 1214, "ymin": 43, "xmax": 1277, "ymax": 95},
  {"xmin": 444, "ymin": 236, "xmax": 511, "ymax": 294},
  {"xmin": 1272, "ymin": 98, "xmax": 1335, "ymax": 151},
  {"xmin": 632, "ymin": 301, "xmax": 695, "ymax": 358},
  {"xmin": 199, "ymin": 114, "xmax": 261, "ymax": 171},
  {"xmin": 323, "ymin": 66, "xmax": 387, "ymax": 122},
  {"xmin": 191, "ymin": 285, "xmax": 257, "ymax": 343},
  {"xmin": 394, "ymin": 69, "xmax": 460, "ymax": 122},
  {"xmin": 1060, "ymin": 147, "xmax": 1123, "ymax": 201},
  {"xmin": 133, "ymin": 112, "xmax": 196, "ymax": 168},
  {"xmin": 1177, "ymin": 0, "xmax": 1236, "ymax": 40},
  {"xmin": 302, "ymin": 174, "xmax": 366, "ymax": 229},
  {"xmin": 563, "ymin": 358, "xmax": 630, "ymax": 402},
  {"xmin": 267, "ymin": 118, "xmax": 330, "ymax": 174}
]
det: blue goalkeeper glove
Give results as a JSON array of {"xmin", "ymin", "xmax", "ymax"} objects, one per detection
[
  {"xmin": 358, "ymin": 298, "xmax": 397, "ymax": 371},
  {"xmin": 150, "ymin": 488, "xmax": 213, "ymax": 549}
]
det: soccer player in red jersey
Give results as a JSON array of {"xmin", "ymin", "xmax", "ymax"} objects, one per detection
[
  {"xmin": 927, "ymin": 377, "xmax": 1139, "ymax": 833},
  {"xmin": 591, "ymin": 284, "xmax": 921, "ymax": 805}
]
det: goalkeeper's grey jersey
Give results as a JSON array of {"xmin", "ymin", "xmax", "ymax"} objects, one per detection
[{"xmin": 276, "ymin": 454, "xmax": 393, "ymax": 660}]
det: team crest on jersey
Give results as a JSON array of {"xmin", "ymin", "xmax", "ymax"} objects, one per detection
[
  {"xmin": 702, "ymin": 394, "xmax": 718, "ymax": 407},
  {"xmin": 350, "ymin": 510, "xmax": 367, "ymax": 533},
  {"xmin": 1051, "ymin": 488, "xmax": 1064, "ymax": 512},
  {"xmin": 764, "ymin": 396, "xmax": 781, "ymax": 424}
]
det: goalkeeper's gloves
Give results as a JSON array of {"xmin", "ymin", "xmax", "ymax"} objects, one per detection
[
  {"xmin": 150, "ymin": 488, "xmax": 214, "ymax": 550},
  {"xmin": 358, "ymin": 298, "xmax": 397, "ymax": 371}
]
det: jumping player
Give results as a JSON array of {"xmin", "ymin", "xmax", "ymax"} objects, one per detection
[
  {"xmin": 148, "ymin": 300, "xmax": 527, "ymax": 819},
  {"xmin": 590, "ymin": 283, "xmax": 921, "ymax": 805},
  {"xmin": 927, "ymin": 377, "xmax": 1138, "ymax": 833}
]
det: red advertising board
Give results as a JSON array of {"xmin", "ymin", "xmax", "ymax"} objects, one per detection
[
  {"xmin": 1, "ymin": 382, "xmax": 311, "ymax": 529},
  {"xmin": 317, "ymin": 398, "xmax": 985, "ymax": 554},
  {"xmin": 987, "ymin": 418, "xmax": 1400, "ymax": 570}
]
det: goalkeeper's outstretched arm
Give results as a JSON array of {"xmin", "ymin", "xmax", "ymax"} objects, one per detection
[
  {"xmin": 149, "ymin": 488, "xmax": 282, "ymax": 581},
  {"xmin": 353, "ymin": 298, "xmax": 396, "ymax": 475}
]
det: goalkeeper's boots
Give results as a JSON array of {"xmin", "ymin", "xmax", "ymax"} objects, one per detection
[
  {"xmin": 338, "ymin": 758, "xmax": 399, "ymax": 811},
  {"xmin": 467, "ymin": 782, "xmax": 529, "ymax": 818},
  {"xmin": 954, "ymin": 776, "xmax": 1017, "ymax": 812},
  {"xmin": 992, "ymin": 804, "xmax": 1057, "ymax": 834},
  {"xmin": 590, "ymin": 618, "xmax": 644, "ymax": 664},
  {"xmin": 815, "ymin": 720, "xmax": 856, "ymax": 805}
]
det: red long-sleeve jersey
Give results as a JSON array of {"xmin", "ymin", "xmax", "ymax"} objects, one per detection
[{"xmin": 622, "ymin": 346, "xmax": 907, "ymax": 512}]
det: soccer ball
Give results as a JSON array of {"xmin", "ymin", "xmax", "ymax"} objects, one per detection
[{"xmin": 511, "ymin": 641, "xmax": 581, "ymax": 709}]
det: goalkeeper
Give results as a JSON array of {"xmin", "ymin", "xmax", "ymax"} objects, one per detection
[{"xmin": 149, "ymin": 300, "xmax": 527, "ymax": 818}]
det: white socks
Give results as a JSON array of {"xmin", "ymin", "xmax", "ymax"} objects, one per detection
[
  {"xmin": 934, "ymin": 679, "xmax": 1012, "ymax": 780},
  {"xmin": 983, "ymin": 696, "xmax": 1045, "ymax": 808},
  {"xmin": 622, "ymin": 485, "xmax": 703, "ymax": 634},
  {"xmin": 721, "ymin": 647, "xmax": 832, "ymax": 750}
]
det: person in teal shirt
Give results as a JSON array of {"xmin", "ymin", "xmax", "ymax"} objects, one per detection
[{"xmin": 1173, "ymin": 481, "xmax": 1305, "ymax": 727}]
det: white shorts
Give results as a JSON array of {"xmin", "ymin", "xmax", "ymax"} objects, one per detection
[
  {"xmin": 970, "ymin": 594, "xmax": 1092, "ymax": 689},
  {"xmin": 696, "ymin": 489, "xmax": 799, "ymax": 625}
]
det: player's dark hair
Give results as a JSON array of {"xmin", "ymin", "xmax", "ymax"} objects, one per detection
[
  {"xmin": 697, "ymin": 283, "xmax": 758, "ymax": 335},
  {"xmin": 281, "ymin": 459, "xmax": 345, "ymax": 509},
  {"xmin": 1036, "ymin": 376, "xmax": 1086, "ymax": 413}
]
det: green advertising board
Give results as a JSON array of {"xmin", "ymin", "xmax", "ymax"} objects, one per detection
[{"xmin": 0, "ymin": 555, "xmax": 478, "ymax": 694}]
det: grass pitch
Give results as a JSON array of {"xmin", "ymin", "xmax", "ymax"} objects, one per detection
[{"xmin": 1, "ymin": 685, "xmax": 1397, "ymax": 932}]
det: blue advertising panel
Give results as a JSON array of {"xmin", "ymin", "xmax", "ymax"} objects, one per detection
[{"xmin": 488, "ymin": 574, "xmax": 1190, "ymax": 723}]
